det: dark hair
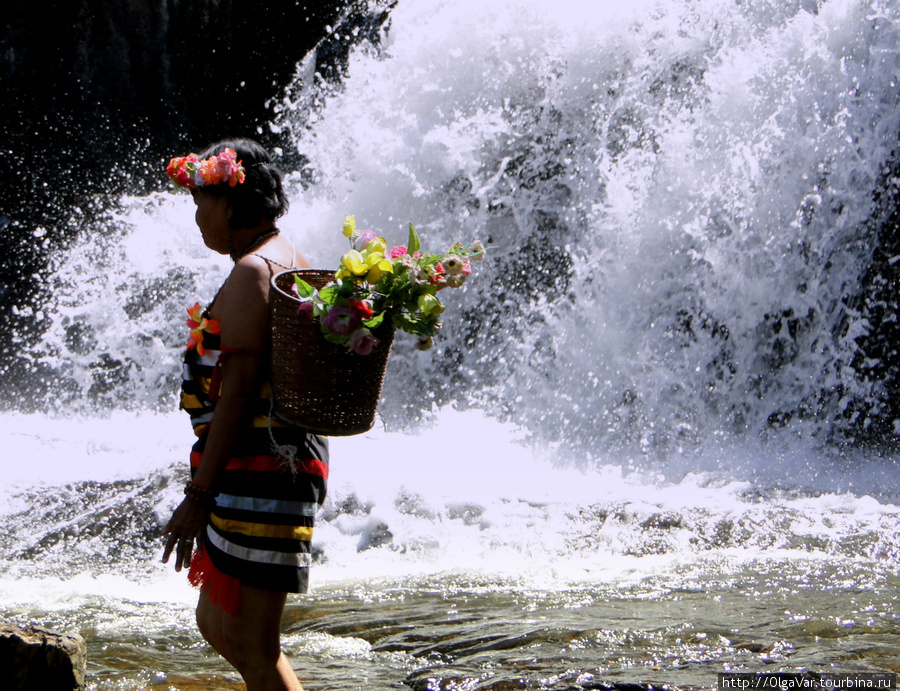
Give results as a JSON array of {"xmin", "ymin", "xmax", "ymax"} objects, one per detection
[{"xmin": 197, "ymin": 138, "xmax": 289, "ymax": 229}]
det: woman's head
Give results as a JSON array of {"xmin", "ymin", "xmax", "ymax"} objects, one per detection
[{"xmin": 191, "ymin": 138, "xmax": 289, "ymax": 230}]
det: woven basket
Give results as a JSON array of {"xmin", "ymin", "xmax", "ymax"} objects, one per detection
[{"xmin": 270, "ymin": 269, "xmax": 395, "ymax": 435}]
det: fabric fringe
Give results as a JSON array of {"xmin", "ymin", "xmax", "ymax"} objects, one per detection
[{"xmin": 188, "ymin": 546, "xmax": 242, "ymax": 617}]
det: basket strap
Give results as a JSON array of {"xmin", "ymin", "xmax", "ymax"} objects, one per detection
[{"xmin": 251, "ymin": 251, "xmax": 297, "ymax": 275}]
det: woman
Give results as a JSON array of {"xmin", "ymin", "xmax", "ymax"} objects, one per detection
[{"xmin": 162, "ymin": 138, "xmax": 328, "ymax": 691}]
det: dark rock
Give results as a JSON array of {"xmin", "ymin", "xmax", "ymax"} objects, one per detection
[
  {"xmin": 357, "ymin": 518, "xmax": 393, "ymax": 552},
  {"xmin": 0, "ymin": 0, "xmax": 397, "ymax": 413},
  {"xmin": 0, "ymin": 623, "xmax": 87, "ymax": 691}
]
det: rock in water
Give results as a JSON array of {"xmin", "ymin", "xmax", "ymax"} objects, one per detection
[
  {"xmin": 357, "ymin": 518, "xmax": 394, "ymax": 552},
  {"xmin": 0, "ymin": 623, "xmax": 86, "ymax": 691}
]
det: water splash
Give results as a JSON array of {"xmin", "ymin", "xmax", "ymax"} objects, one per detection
[
  {"xmin": 15, "ymin": 0, "xmax": 900, "ymax": 461},
  {"xmin": 267, "ymin": 0, "xmax": 900, "ymax": 456}
]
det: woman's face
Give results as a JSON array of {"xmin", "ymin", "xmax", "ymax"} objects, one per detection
[{"xmin": 191, "ymin": 190, "xmax": 232, "ymax": 254}]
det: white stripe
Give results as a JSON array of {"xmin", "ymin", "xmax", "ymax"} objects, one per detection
[
  {"xmin": 206, "ymin": 526, "xmax": 312, "ymax": 568},
  {"xmin": 216, "ymin": 494, "xmax": 319, "ymax": 517},
  {"xmin": 182, "ymin": 363, "xmax": 193, "ymax": 381},
  {"xmin": 191, "ymin": 412, "xmax": 214, "ymax": 427},
  {"xmin": 197, "ymin": 349, "xmax": 221, "ymax": 367}
]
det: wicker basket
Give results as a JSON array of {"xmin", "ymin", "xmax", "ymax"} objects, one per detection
[{"xmin": 270, "ymin": 269, "xmax": 395, "ymax": 435}]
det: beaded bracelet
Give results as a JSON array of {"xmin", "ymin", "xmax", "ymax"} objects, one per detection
[{"xmin": 184, "ymin": 481, "xmax": 217, "ymax": 510}]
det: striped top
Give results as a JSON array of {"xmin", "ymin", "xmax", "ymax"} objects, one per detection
[
  {"xmin": 181, "ymin": 330, "xmax": 291, "ymax": 439},
  {"xmin": 181, "ymin": 328, "xmax": 329, "ymax": 594}
]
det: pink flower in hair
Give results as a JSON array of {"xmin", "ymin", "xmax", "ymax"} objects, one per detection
[
  {"xmin": 167, "ymin": 149, "xmax": 245, "ymax": 189},
  {"xmin": 167, "ymin": 154, "xmax": 200, "ymax": 189},
  {"xmin": 218, "ymin": 148, "xmax": 246, "ymax": 186}
]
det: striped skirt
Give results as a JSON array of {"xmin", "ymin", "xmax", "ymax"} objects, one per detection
[{"xmin": 189, "ymin": 427, "xmax": 329, "ymax": 604}]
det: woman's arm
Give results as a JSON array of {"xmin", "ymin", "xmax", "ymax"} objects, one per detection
[{"xmin": 162, "ymin": 256, "xmax": 272, "ymax": 571}]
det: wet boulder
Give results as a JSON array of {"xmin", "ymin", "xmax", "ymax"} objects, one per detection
[{"xmin": 0, "ymin": 623, "xmax": 86, "ymax": 691}]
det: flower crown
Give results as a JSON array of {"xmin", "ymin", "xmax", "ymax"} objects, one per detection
[{"xmin": 166, "ymin": 148, "xmax": 246, "ymax": 190}]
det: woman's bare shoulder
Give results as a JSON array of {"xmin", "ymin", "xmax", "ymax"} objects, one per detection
[
  {"xmin": 215, "ymin": 258, "xmax": 270, "ymax": 351},
  {"xmin": 228, "ymin": 254, "xmax": 271, "ymax": 296}
]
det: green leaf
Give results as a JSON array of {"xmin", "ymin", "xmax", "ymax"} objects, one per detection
[
  {"xmin": 408, "ymin": 222, "xmax": 421, "ymax": 256},
  {"xmin": 318, "ymin": 284, "xmax": 340, "ymax": 305},
  {"xmin": 322, "ymin": 330, "xmax": 348, "ymax": 346},
  {"xmin": 363, "ymin": 312, "xmax": 386, "ymax": 329},
  {"xmin": 293, "ymin": 277, "xmax": 316, "ymax": 299}
]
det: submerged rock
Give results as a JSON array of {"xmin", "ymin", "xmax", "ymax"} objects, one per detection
[
  {"xmin": 0, "ymin": 623, "xmax": 86, "ymax": 691},
  {"xmin": 357, "ymin": 517, "xmax": 394, "ymax": 552}
]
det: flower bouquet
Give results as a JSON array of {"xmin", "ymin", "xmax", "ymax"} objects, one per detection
[{"xmin": 269, "ymin": 216, "xmax": 485, "ymax": 435}]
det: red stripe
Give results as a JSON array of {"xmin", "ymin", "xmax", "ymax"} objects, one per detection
[{"xmin": 190, "ymin": 451, "xmax": 329, "ymax": 479}]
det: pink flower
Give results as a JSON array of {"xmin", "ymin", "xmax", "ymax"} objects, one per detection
[
  {"xmin": 177, "ymin": 168, "xmax": 193, "ymax": 188},
  {"xmin": 296, "ymin": 301, "xmax": 315, "ymax": 323},
  {"xmin": 348, "ymin": 328, "xmax": 379, "ymax": 355},
  {"xmin": 324, "ymin": 306, "xmax": 361, "ymax": 335},
  {"xmin": 355, "ymin": 229, "xmax": 379, "ymax": 249},
  {"xmin": 218, "ymin": 148, "xmax": 246, "ymax": 186},
  {"xmin": 388, "ymin": 245, "xmax": 407, "ymax": 259},
  {"xmin": 430, "ymin": 262, "xmax": 448, "ymax": 290},
  {"xmin": 166, "ymin": 149, "xmax": 244, "ymax": 189}
]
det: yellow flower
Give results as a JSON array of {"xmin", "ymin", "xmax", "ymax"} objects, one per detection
[
  {"xmin": 343, "ymin": 215, "xmax": 356, "ymax": 238},
  {"xmin": 340, "ymin": 249, "xmax": 369, "ymax": 277},
  {"xmin": 340, "ymin": 248, "xmax": 394, "ymax": 284},
  {"xmin": 417, "ymin": 294, "xmax": 444, "ymax": 317},
  {"xmin": 366, "ymin": 257, "xmax": 393, "ymax": 284}
]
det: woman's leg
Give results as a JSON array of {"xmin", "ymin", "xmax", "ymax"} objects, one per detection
[
  {"xmin": 195, "ymin": 590, "xmax": 240, "ymax": 669},
  {"xmin": 196, "ymin": 585, "xmax": 303, "ymax": 691}
]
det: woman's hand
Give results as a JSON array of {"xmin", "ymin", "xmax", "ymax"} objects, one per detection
[{"xmin": 162, "ymin": 498, "xmax": 210, "ymax": 572}]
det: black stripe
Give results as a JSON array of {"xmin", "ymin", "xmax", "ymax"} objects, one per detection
[
  {"xmin": 215, "ymin": 504, "xmax": 315, "ymax": 528},
  {"xmin": 205, "ymin": 537, "xmax": 310, "ymax": 593},
  {"xmin": 192, "ymin": 428, "xmax": 330, "ymax": 465},
  {"xmin": 215, "ymin": 470, "xmax": 326, "ymax": 503}
]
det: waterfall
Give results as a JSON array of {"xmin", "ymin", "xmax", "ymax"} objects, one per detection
[
  {"xmin": 275, "ymin": 0, "xmax": 900, "ymax": 457},
  {"xmin": 24, "ymin": 0, "xmax": 900, "ymax": 463}
]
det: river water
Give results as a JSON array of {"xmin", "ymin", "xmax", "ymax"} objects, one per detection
[{"xmin": 3, "ymin": 0, "xmax": 900, "ymax": 688}]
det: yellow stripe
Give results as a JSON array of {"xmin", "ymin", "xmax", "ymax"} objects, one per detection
[
  {"xmin": 182, "ymin": 393, "xmax": 202, "ymax": 409},
  {"xmin": 250, "ymin": 415, "xmax": 288, "ymax": 428},
  {"xmin": 210, "ymin": 513, "xmax": 314, "ymax": 541}
]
